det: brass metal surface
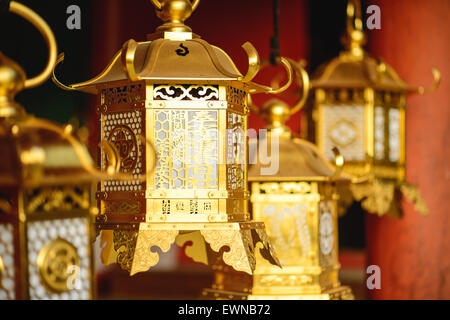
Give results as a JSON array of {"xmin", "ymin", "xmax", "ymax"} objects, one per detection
[
  {"xmin": 307, "ymin": 0, "xmax": 439, "ymax": 217},
  {"xmin": 53, "ymin": 0, "xmax": 291, "ymax": 277},
  {"xmin": 0, "ymin": 2, "xmax": 97, "ymax": 300},
  {"xmin": 37, "ymin": 238, "xmax": 80, "ymax": 293}
]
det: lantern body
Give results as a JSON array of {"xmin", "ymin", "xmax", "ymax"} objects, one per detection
[
  {"xmin": 202, "ymin": 101, "xmax": 353, "ymax": 299},
  {"xmin": 0, "ymin": 121, "xmax": 96, "ymax": 300},
  {"xmin": 69, "ymin": 26, "xmax": 281, "ymax": 274},
  {"xmin": 311, "ymin": 86, "xmax": 406, "ymax": 182},
  {"xmin": 96, "ymin": 80, "xmax": 248, "ymax": 225},
  {"xmin": 249, "ymin": 180, "xmax": 353, "ymax": 299}
]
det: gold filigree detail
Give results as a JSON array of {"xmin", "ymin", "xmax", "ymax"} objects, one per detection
[
  {"xmin": 154, "ymin": 85, "xmax": 219, "ymax": 101},
  {"xmin": 400, "ymin": 182, "xmax": 429, "ymax": 216},
  {"xmin": 258, "ymin": 182, "xmax": 312, "ymax": 195},
  {"xmin": 350, "ymin": 179, "xmax": 395, "ymax": 216},
  {"xmin": 26, "ymin": 186, "xmax": 90, "ymax": 214},
  {"xmin": 130, "ymin": 229, "xmax": 179, "ymax": 276},
  {"xmin": 37, "ymin": 238, "xmax": 80, "ymax": 293},
  {"xmin": 113, "ymin": 230, "xmax": 138, "ymax": 272},
  {"xmin": 252, "ymin": 228, "xmax": 281, "ymax": 267},
  {"xmin": 101, "ymin": 84, "xmax": 144, "ymax": 106},
  {"xmin": 201, "ymin": 229, "xmax": 255, "ymax": 275},
  {"xmin": 256, "ymin": 274, "xmax": 312, "ymax": 287},
  {"xmin": 105, "ymin": 200, "xmax": 141, "ymax": 215}
]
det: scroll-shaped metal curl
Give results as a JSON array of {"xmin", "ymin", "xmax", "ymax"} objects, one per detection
[
  {"xmin": 15, "ymin": 118, "xmax": 157, "ymax": 183},
  {"xmin": 121, "ymin": 39, "xmax": 140, "ymax": 82},
  {"xmin": 9, "ymin": 1, "xmax": 58, "ymax": 89},
  {"xmin": 415, "ymin": 67, "xmax": 441, "ymax": 95},
  {"xmin": 286, "ymin": 58, "xmax": 310, "ymax": 115},
  {"xmin": 331, "ymin": 147, "xmax": 345, "ymax": 181},
  {"xmin": 241, "ymin": 42, "xmax": 293, "ymax": 95},
  {"xmin": 52, "ymin": 53, "xmax": 77, "ymax": 91},
  {"xmin": 247, "ymin": 57, "xmax": 310, "ymax": 117}
]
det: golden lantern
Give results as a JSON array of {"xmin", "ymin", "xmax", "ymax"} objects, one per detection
[
  {"xmin": 53, "ymin": 0, "xmax": 294, "ymax": 276},
  {"xmin": 306, "ymin": 0, "xmax": 440, "ymax": 216},
  {"xmin": 0, "ymin": 2, "xmax": 98, "ymax": 300},
  {"xmin": 203, "ymin": 60, "xmax": 354, "ymax": 300}
]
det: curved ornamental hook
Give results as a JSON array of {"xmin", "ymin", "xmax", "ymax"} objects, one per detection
[
  {"xmin": 15, "ymin": 118, "xmax": 157, "ymax": 183},
  {"xmin": 331, "ymin": 147, "xmax": 345, "ymax": 180},
  {"xmin": 9, "ymin": 1, "xmax": 58, "ymax": 89},
  {"xmin": 416, "ymin": 67, "xmax": 441, "ymax": 95},
  {"xmin": 376, "ymin": 59, "xmax": 441, "ymax": 96},
  {"xmin": 241, "ymin": 42, "xmax": 293, "ymax": 94},
  {"xmin": 247, "ymin": 57, "xmax": 310, "ymax": 117},
  {"xmin": 286, "ymin": 58, "xmax": 310, "ymax": 116}
]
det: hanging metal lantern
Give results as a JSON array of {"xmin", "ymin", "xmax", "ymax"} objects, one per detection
[
  {"xmin": 53, "ymin": 0, "xmax": 294, "ymax": 276},
  {"xmin": 203, "ymin": 60, "xmax": 354, "ymax": 300},
  {"xmin": 306, "ymin": 0, "xmax": 440, "ymax": 216},
  {"xmin": 0, "ymin": 1, "xmax": 99, "ymax": 300}
]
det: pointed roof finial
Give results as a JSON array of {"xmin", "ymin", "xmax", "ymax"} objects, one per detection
[
  {"xmin": 151, "ymin": 0, "xmax": 200, "ymax": 33},
  {"xmin": 341, "ymin": 0, "xmax": 367, "ymax": 59}
]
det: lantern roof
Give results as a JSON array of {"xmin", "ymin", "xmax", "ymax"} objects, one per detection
[
  {"xmin": 311, "ymin": 53, "xmax": 413, "ymax": 92},
  {"xmin": 0, "ymin": 44, "xmax": 96, "ymax": 187},
  {"xmin": 0, "ymin": 116, "xmax": 96, "ymax": 188},
  {"xmin": 56, "ymin": 0, "xmax": 293, "ymax": 95},
  {"xmin": 311, "ymin": 0, "xmax": 439, "ymax": 93},
  {"xmin": 70, "ymin": 38, "xmax": 243, "ymax": 93},
  {"xmin": 248, "ymin": 100, "xmax": 347, "ymax": 182}
]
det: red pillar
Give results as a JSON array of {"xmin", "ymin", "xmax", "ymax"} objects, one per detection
[{"xmin": 366, "ymin": 0, "xmax": 450, "ymax": 299}]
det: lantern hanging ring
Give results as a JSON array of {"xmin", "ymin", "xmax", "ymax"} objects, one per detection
[{"xmin": 8, "ymin": 1, "xmax": 58, "ymax": 89}]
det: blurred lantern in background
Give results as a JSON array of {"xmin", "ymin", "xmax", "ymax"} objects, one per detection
[
  {"xmin": 305, "ymin": 0, "xmax": 440, "ymax": 216},
  {"xmin": 0, "ymin": 1, "xmax": 99, "ymax": 300},
  {"xmin": 53, "ymin": 0, "xmax": 295, "ymax": 276},
  {"xmin": 203, "ymin": 60, "xmax": 354, "ymax": 300}
]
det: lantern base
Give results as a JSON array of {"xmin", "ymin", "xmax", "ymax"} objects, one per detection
[
  {"xmin": 201, "ymin": 285, "xmax": 354, "ymax": 300},
  {"xmin": 98, "ymin": 221, "xmax": 280, "ymax": 276}
]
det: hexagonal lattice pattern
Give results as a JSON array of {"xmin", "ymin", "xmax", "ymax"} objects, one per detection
[
  {"xmin": 0, "ymin": 224, "xmax": 15, "ymax": 300},
  {"xmin": 102, "ymin": 111, "xmax": 143, "ymax": 192}
]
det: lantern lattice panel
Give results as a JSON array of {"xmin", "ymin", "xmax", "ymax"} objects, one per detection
[
  {"xmin": 321, "ymin": 104, "xmax": 366, "ymax": 161},
  {"xmin": 27, "ymin": 218, "xmax": 92, "ymax": 300},
  {"xmin": 374, "ymin": 106, "xmax": 385, "ymax": 160},
  {"xmin": 227, "ymin": 112, "xmax": 245, "ymax": 191},
  {"xmin": 154, "ymin": 110, "xmax": 218, "ymax": 190},
  {"xmin": 318, "ymin": 200, "xmax": 336, "ymax": 267},
  {"xmin": 102, "ymin": 110, "xmax": 145, "ymax": 192},
  {"xmin": 0, "ymin": 224, "xmax": 15, "ymax": 300}
]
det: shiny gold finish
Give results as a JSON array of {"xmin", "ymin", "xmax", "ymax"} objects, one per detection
[
  {"xmin": 249, "ymin": 58, "xmax": 308, "ymax": 117},
  {"xmin": 152, "ymin": 0, "xmax": 200, "ymax": 33},
  {"xmin": 55, "ymin": 0, "xmax": 289, "ymax": 276},
  {"xmin": 0, "ymin": 255, "xmax": 4, "ymax": 288},
  {"xmin": 9, "ymin": 2, "xmax": 58, "ymax": 89},
  {"xmin": 204, "ymin": 72, "xmax": 354, "ymax": 300},
  {"xmin": 37, "ymin": 239, "xmax": 80, "ymax": 293},
  {"xmin": 0, "ymin": 3, "xmax": 96, "ymax": 300},
  {"xmin": 307, "ymin": 0, "xmax": 440, "ymax": 217}
]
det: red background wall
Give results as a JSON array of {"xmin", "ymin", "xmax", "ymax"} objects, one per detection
[{"xmin": 366, "ymin": 0, "xmax": 450, "ymax": 299}]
